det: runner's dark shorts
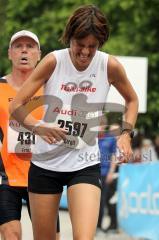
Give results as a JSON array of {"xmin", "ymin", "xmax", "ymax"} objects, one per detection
[
  {"xmin": 28, "ymin": 163, "xmax": 101, "ymax": 194},
  {"xmin": 0, "ymin": 184, "xmax": 60, "ymax": 232},
  {"xmin": 0, "ymin": 185, "xmax": 30, "ymax": 225}
]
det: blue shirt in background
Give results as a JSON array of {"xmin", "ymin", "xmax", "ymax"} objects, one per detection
[{"xmin": 98, "ymin": 133, "xmax": 117, "ymax": 176}]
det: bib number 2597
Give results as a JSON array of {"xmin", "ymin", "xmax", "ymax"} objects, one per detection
[{"xmin": 58, "ymin": 120, "xmax": 87, "ymax": 138}]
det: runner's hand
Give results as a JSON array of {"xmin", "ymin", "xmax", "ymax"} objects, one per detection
[
  {"xmin": 116, "ymin": 133, "xmax": 133, "ymax": 163},
  {"xmin": 33, "ymin": 123, "xmax": 68, "ymax": 144}
]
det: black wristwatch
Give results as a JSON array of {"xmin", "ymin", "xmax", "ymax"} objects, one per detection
[{"xmin": 121, "ymin": 128, "xmax": 134, "ymax": 139}]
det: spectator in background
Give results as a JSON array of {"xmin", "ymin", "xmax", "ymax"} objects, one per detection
[
  {"xmin": 132, "ymin": 130, "xmax": 143, "ymax": 163},
  {"xmin": 104, "ymin": 124, "xmax": 119, "ymax": 233},
  {"xmin": 154, "ymin": 134, "xmax": 159, "ymax": 159},
  {"xmin": 132, "ymin": 135, "xmax": 158, "ymax": 163},
  {"xmin": 141, "ymin": 138, "xmax": 158, "ymax": 162},
  {"xmin": 97, "ymin": 123, "xmax": 119, "ymax": 233}
]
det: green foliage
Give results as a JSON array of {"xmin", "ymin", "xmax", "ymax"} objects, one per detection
[
  {"xmin": 0, "ymin": 0, "xmax": 158, "ymax": 136},
  {"xmin": 101, "ymin": 0, "xmax": 159, "ymax": 136}
]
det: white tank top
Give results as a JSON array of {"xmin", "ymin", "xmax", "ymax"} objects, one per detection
[{"xmin": 32, "ymin": 49, "xmax": 110, "ymax": 172}]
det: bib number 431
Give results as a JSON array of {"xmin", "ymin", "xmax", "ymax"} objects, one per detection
[{"xmin": 17, "ymin": 132, "xmax": 35, "ymax": 145}]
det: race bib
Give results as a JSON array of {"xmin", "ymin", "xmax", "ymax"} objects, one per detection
[
  {"xmin": 8, "ymin": 120, "xmax": 36, "ymax": 153},
  {"xmin": 49, "ymin": 104, "xmax": 99, "ymax": 149}
]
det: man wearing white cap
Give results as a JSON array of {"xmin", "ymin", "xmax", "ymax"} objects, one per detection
[
  {"xmin": 0, "ymin": 30, "xmax": 60, "ymax": 240},
  {"xmin": 9, "ymin": 30, "xmax": 41, "ymax": 49}
]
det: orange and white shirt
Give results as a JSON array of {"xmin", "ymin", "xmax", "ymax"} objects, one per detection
[{"xmin": 0, "ymin": 78, "xmax": 43, "ymax": 186}]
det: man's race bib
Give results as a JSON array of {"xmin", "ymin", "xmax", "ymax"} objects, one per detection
[
  {"xmin": 48, "ymin": 104, "xmax": 100, "ymax": 149},
  {"xmin": 8, "ymin": 120, "xmax": 36, "ymax": 153}
]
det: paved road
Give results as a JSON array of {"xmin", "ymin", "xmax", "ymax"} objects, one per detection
[{"xmin": 21, "ymin": 205, "xmax": 137, "ymax": 240}]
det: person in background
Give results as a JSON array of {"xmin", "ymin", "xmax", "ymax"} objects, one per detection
[
  {"xmin": 153, "ymin": 134, "xmax": 159, "ymax": 159},
  {"xmin": 97, "ymin": 123, "xmax": 117, "ymax": 232},
  {"xmin": 104, "ymin": 149, "xmax": 118, "ymax": 233},
  {"xmin": 10, "ymin": 5, "xmax": 138, "ymax": 240},
  {"xmin": 0, "ymin": 30, "xmax": 60, "ymax": 240},
  {"xmin": 141, "ymin": 138, "xmax": 158, "ymax": 162},
  {"xmin": 131, "ymin": 130, "xmax": 143, "ymax": 163}
]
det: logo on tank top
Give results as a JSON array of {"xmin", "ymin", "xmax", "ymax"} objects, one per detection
[
  {"xmin": 60, "ymin": 80, "xmax": 96, "ymax": 93},
  {"xmin": 53, "ymin": 106, "xmax": 97, "ymax": 118},
  {"xmin": 8, "ymin": 96, "xmax": 40, "ymax": 102}
]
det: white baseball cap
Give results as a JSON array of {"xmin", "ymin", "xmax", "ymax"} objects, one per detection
[{"xmin": 9, "ymin": 30, "xmax": 40, "ymax": 49}]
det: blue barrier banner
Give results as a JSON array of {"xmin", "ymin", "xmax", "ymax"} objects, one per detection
[
  {"xmin": 60, "ymin": 186, "xmax": 68, "ymax": 209},
  {"xmin": 117, "ymin": 162, "xmax": 159, "ymax": 240}
]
